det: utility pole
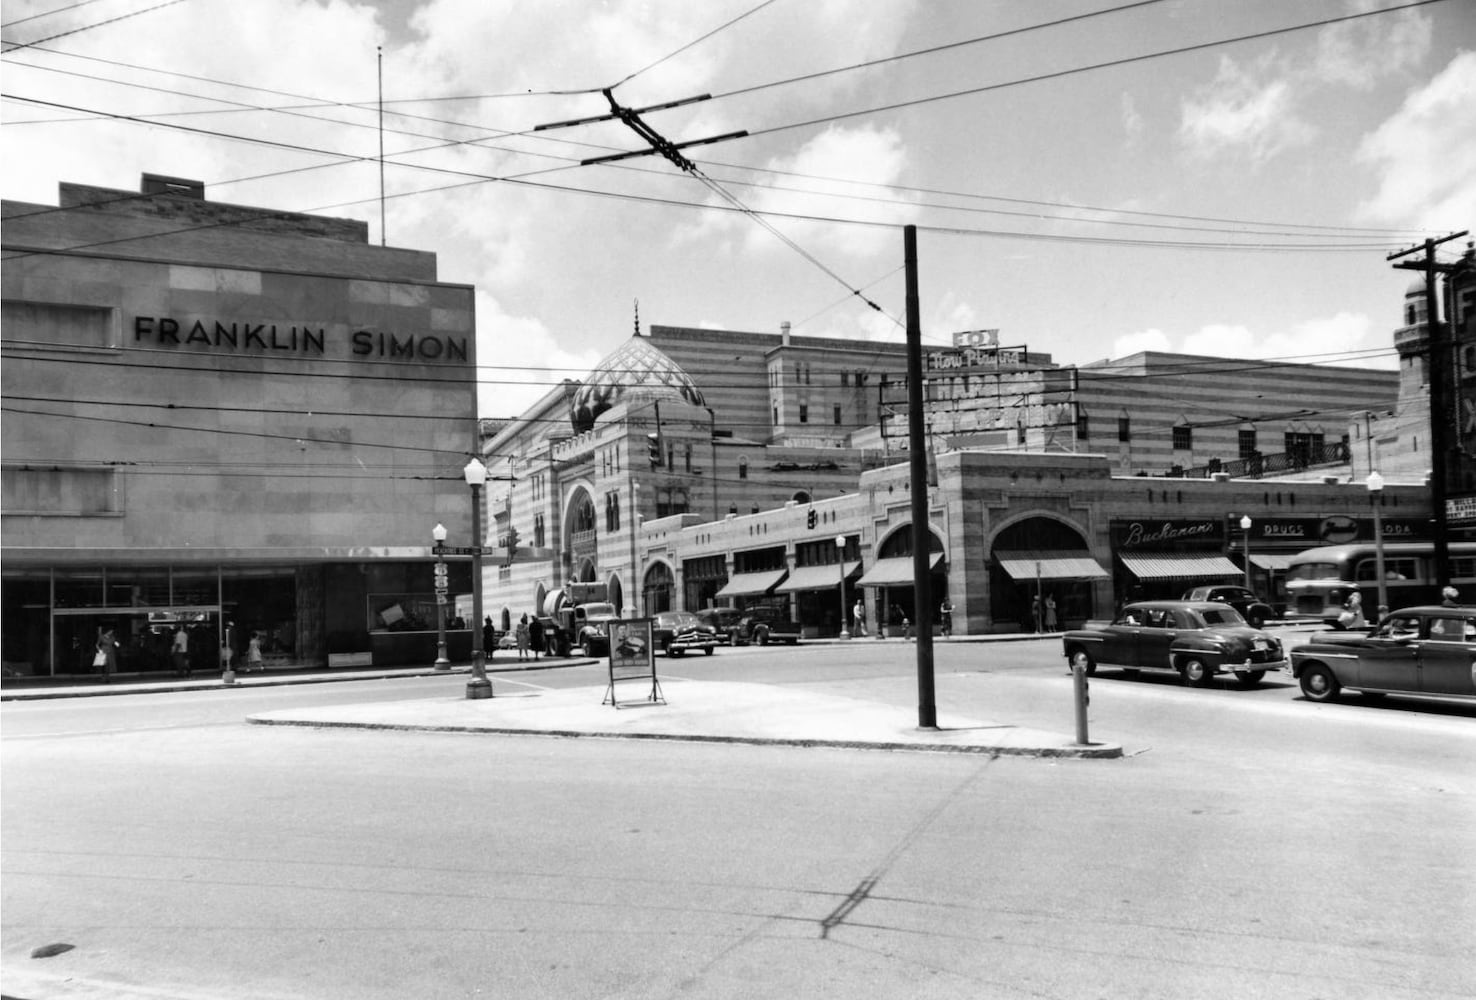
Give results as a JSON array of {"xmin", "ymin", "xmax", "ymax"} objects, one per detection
[
  {"xmin": 1389, "ymin": 230, "xmax": 1468, "ymax": 589},
  {"xmin": 905, "ymin": 224, "xmax": 937, "ymax": 730}
]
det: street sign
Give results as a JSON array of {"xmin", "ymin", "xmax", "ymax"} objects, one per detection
[{"xmin": 432, "ymin": 544, "xmax": 485, "ymax": 556}]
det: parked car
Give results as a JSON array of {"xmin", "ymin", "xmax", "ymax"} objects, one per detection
[
  {"xmin": 696, "ymin": 608, "xmax": 747, "ymax": 646},
  {"xmin": 1180, "ymin": 584, "xmax": 1278, "ymax": 628},
  {"xmin": 1290, "ymin": 605, "xmax": 1476, "ymax": 703},
  {"xmin": 734, "ymin": 609, "xmax": 802, "ymax": 646},
  {"xmin": 650, "ymin": 611, "xmax": 717, "ymax": 657},
  {"xmin": 1061, "ymin": 600, "xmax": 1287, "ymax": 686}
]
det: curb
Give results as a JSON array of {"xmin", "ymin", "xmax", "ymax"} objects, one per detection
[{"xmin": 246, "ymin": 715, "xmax": 1124, "ymax": 758}]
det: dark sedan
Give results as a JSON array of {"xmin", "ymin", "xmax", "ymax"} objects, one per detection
[
  {"xmin": 650, "ymin": 611, "xmax": 717, "ymax": 657},
  {"xmin": 1062, "ymin": 600, "xmax": 1287, "ymax": 687},
  {"xmin": 1180, "ymin": 584, "xmax": 1279, "ymax": 628},
  {"xmin": 1290, "ymin": 605, "xmax": 1475, "ymax": 703}
]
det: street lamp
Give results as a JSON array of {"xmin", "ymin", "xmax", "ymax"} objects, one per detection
[
  {"xmin": 1239, "ymin": 515, "xmax": 1254, "ymax": 592},
  {"xmin": 836, "ymin": 535, "xmax": 850, "ymax": 640},
  {"xmin": 464, "ymin": 456, "xmax": 493, "ymax": 699},
  {"xmin": 1368, "ymin": 471, "xmax": 1388, "ymax": 621},
  {"xmin": 432, "ymin": 522, "xmax": 449, "ymax": 670}
]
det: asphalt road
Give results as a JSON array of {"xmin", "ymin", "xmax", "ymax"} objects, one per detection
[{"xmin": 3, "ymin": 638, "xmax": 1473, "ymax": 1000}]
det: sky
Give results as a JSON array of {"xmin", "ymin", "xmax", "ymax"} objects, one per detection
[{"xmin": 3, "ymin": 0, "xmax": 1474, "ymax": 418}]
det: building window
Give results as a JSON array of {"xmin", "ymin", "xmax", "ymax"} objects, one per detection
[
  {"xmin": 738, "ymin": 457, "xmax": 748, "ymax": 480},
  {"xmin": 1172, "ymin": 425, "xmax": 1192, "ymax": 450},
  {"xmin": 833, "ymin": 404, "xmax": 842, "ymax": 425},
  {"xmin": 841, "ymin": 372, "xmax": 850, "ymax": 387},
  {"xmin": 1239, "ymin": 428, "xmax": 1257, "ymax": 458},
  {"xmin": 1118, "ymin": 416, "xmax": 1131, "ymax": 443},
  {"xmin": 534, "ymin": 514, "xmax": 545, "ymax": 548},
  {"xmin": 1076, "ymin": 410, "xmax": 1089, "ymax": 442},
  {"xmin": 684, "ymin": 443, "xmax": 692, "ymax": 472},
  {"xmin": 799, "ymin": 404, "xmax": 809, "ymax": 423},
  {"xmin": 773, "ymin": 405, "xmax": 779, "ymax": 425}
]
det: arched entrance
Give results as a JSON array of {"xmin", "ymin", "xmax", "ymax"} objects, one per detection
[
  {"xmin": 562, "ymin": 487, "xmax": 598, "ymax": 583},
  {"xmin": 988, "ymin": 516, "xmax": 1102, "ymax": 631},
  {"xmin": 643, "ymin": 562, "xmax": 674, "ymax": 615},
  {"xmin": 862, "ymin": 528, "xmax": 945, "ymax": 635},
  {"xmin": 606, "ymin": 573, "xmax": 624, "ymax": 616}
]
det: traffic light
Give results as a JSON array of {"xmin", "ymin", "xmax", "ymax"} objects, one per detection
[
  {"xmin": 806, "ymin": 508, "xmax": 817, "ymax": 529},
  {"xmin": 647, "ymin": 432, "xmax": 662, "ymax": 467},
  {"xmin": 504, "ymin": 525, "xmax": 519, "ymax": 567}
]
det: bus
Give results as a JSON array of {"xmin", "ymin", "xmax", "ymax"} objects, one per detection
[{"xmin": 1284, "ymin": 541, "xmax": 1476, "ymax": 625}]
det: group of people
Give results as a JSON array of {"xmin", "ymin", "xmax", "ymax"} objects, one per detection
[
  {"xmin": 1030, "ymin": 594, "xmax": 1059, "ymax": 633},
  {"xmin": 500, "ymin": 613, "xmax": 544, "ymax": 662}
]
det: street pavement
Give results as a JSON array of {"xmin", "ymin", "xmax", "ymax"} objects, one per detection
[{"xmin": 1, "ymin": 633, "xmax": 1120, "ymax": 758}]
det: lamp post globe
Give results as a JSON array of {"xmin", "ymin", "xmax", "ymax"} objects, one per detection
[
  {"xmin": 1367, "ymin": 471, "xmax": 1388, "ymax": 620},
  {"xmin": 463, "ymin": 457, "xmax": 493, "ymax": 699},
  {"xmin": 836, "ymin": 535, "xmax": 851, "ymax": 640},
  {"xmin": 432, "ymin": 523, "xmax": 450, "ymax": 670}
]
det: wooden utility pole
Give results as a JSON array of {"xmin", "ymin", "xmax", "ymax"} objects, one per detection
[
  {"xmin": 1389, "ymin": 230, "xmax": 1468, "ymax": 588},
  {"xmin": 905, "ymin": 224, "xmax": 937, "ymax": 730}
]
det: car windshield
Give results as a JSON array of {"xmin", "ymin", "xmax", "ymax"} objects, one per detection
[
  {"xmin": 665, "ymin": 613, "xmax": 698, "ymax": 627},
  {"xmin": 1201, "ymin": 607, "xmax": 1245, "ymax": 626}
]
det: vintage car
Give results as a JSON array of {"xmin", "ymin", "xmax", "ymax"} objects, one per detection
[
  {"xmin": 733, "ymin": 609, "xmax": 803, "ymax": 646},
  {"xmin": 1180, "ymin": 584, "xmax": 1279, "ymax": 628},
  {"xmin": 1061, "ymin": 600, "xmax": 1287, "ymax": 686},
  {"xmin": 695, "ymin": 608, "xmax": 747, "ymax": 646},
  {"xmin": 650, "ymin": 611, "xmax": 717, "ymax": 657},
  {"xmin": 1290, "ymin": 605, "xmax": 1476, "ymax": 703}
]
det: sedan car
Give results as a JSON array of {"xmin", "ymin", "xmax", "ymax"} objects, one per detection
[
  {"xmin": 1180, "ymin": 584, "xmax": 1278, "ymax": 628},
  {"xmin": 1062, "ymin": 600, "xmax": 1287, "ymax": 686},
  {"xmin": 695, "ymin": 608, "xmax": 746, "ymax": 646},
  {"xmin": 1290, "ymin": 605, "xmax": 1475, "ymax": 703},
  {"xmin": 650, "ymin": 611, "xmax": 717, "ymax": 657}
]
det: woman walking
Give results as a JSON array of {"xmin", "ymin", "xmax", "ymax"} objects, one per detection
[{"xmin": 515, "ymin": 614, "xmax": 531, "ymax": 662}]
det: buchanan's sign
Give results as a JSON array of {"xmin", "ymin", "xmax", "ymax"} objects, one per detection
[{"xmin": 133, "ymin": 315, "xmax": 469, "ymax": 362}]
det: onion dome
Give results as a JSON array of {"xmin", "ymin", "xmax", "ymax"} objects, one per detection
[{"xmin": 570, "ymin": 336, "xmax": 706, "ymax": 433}]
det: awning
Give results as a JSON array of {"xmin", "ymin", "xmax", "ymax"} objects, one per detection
[
  {"xmin": 774, "ymin": 561, "xmax": 860, "ymax": 594},
  {"xmin": 714, "ymin": 569, "xmax": 788, "ymax": 598},
  {"xmin": 995, "ymin": 550, "xmax": 1109, "ymax": 582},
  {"xmin": 856, "ymin": 553, "xmax": 944, "ymax": 588},
  {"xmin": 1250, "ymin": 553, "xmax": 1293, "ymax": 571},
  {"xmin": 1118, "ymin": 553, "xmax": 1241, "ymax": 580}
]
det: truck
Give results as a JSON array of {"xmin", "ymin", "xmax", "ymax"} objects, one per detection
[{"xmin": 538, "ymin": 582, "xmax": 619, "ymax": 658}]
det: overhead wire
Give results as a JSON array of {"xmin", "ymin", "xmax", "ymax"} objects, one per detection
[
  {"xmin": 0, "ymin": 0, "xmax": 187, "ymax": 53},
  {"xmin": 606, "ymin": 0, "xmax": 783, "ymax": 90}
]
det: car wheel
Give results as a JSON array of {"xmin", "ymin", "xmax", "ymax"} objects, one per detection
[
  {"xmin": 788, "ymin": 638, "xmax": 799, "ymax": 645},
  {"xmin": 755, "ymin": 626, "xmax": 770, "ymax": 646},
  {"xmin": 1234, "ymin": 669, "xmax": 1267, "ymax": 687},
  {"xmin": 1248, "ymin": 612, "xmax": 1265, "ymax": 628},
  {"xmin": 1299, "ymin": 663, "xmax": 1340, "ymax": 702},
  {"xmin": 1067, "ymin": 648, "xmax": 1096, "ymax": 676},
  {"xmin": 662, "ymin": 639, "xmax": 673, "ymax": 657},
  {"xmin": 1181, "ymin": 657, "xmax": 1214, "ymax": 687},
  {"xmin": 728, "ymin": 632, "xmax": 739, "ymax": 647},
  {"xmin": 704, "ymin": 646, "xmax": 714, "ymax": 656}
]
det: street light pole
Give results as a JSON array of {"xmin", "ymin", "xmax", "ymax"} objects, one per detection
[
  {"xmin": 1240, "ymin": 515, "xmax": 1253, "ymax": 592},
  {"xmin": 836, "ymin": 534, "xmax": 850, "ymax": 639},
  {"xmin": 1368, "ymin": 471, "xmax": 1388, "ymax": 621},
  {"xmin": 432, "ymin": 522, "xmax": 449, "ymax": 670},
  {"xmin": 464, "ymin": 457, "xmax": 493, "ymax": 699}
]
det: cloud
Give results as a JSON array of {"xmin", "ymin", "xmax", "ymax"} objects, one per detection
[
  {"xmin": 1355, "ymin": 51, "xmax": 1476, "ymax": 227},
  {"xmin": 1114, "ymin": 313, "xmax": 1392, "ymax": 370},
  {"xmin": 1178, "ymin": 54, "xmax": 1313, "ymax": 164},
  {"xmin": 1121, "ymin": 93, "xmax": 1144, "ymax": 144},
  {"xmin": 1312, "ymin": 2, "xmax": 1431, "ymax": 89},
  {"xmin": 475, "ymin": 287, "xmax": 603, "ymax": 417}
]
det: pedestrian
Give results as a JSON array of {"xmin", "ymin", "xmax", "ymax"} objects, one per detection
[
  {"xmin": 172, "ymin": 625, "xmax": 191, "ymax": 677},
  {"xmin": 529, "ymin": 615, "xmax": 544, "ymax": 661},
  {"xmin": 1031, "ymin": 594, "xmax": 1042, "ymax": 633},
  {"xmin": 1044, "ymin": 594, "xmax": 1058, "ymax": 632},
  {"xmin": 516, "ymin": 614, "xmax": 530, "ymax": 661},
  {"xmin": 483, "ymin": 616, "xmax": 496, "ymax": 660},
  {"xmin": 1338, "ymin": 591, "xmax": 1365, "ymax": 630},
  {"xmin": 246, "ymin": 631, "xmax": 264, "ymax": 673},
  {"xmin": 94, "ymin": 627, "xmax": 118, "ymax": 683},
  {"xmin": 852, "ymin": 598, "xmax": 867, "ymax": 637},
  {"xmin": 1441, "ymin": 586, "xmax": 1459, "ymax": 607},
  {"xmin": 939, "ymin": 598, "xmax": 954, "ymax": 638}
]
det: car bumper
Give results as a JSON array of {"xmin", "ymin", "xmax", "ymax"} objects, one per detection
[{"xmin": 1223, "ymin": 658, "xmax": 1287, "ymax": 673}]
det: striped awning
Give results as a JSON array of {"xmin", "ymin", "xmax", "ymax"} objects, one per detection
[
  {"xmin": 1118, "ymin": 553, "xmax": 1241, "ymax": 580},
  {"xmin": 774, "ymin": 561, "xmax": 861, "ymax": 594},
  {"xmin": 856, "ymin": 553, "xmax": 944, "ymax": 587},
  {"xmin": 995, "ymin": 550, "xmax": 1109, "ymax": 582},
  {"xmin": 714, "ymin": 569, "xmax": 788, "ymax": 598},
  {"xmin": 1250, "ymin": 553, "xmax": 1293, "ymax": 571}
]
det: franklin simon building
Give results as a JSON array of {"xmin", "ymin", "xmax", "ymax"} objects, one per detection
[{"xmin": 3, "ymin": 179, "xmax": 1472, "ymax": 677}]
